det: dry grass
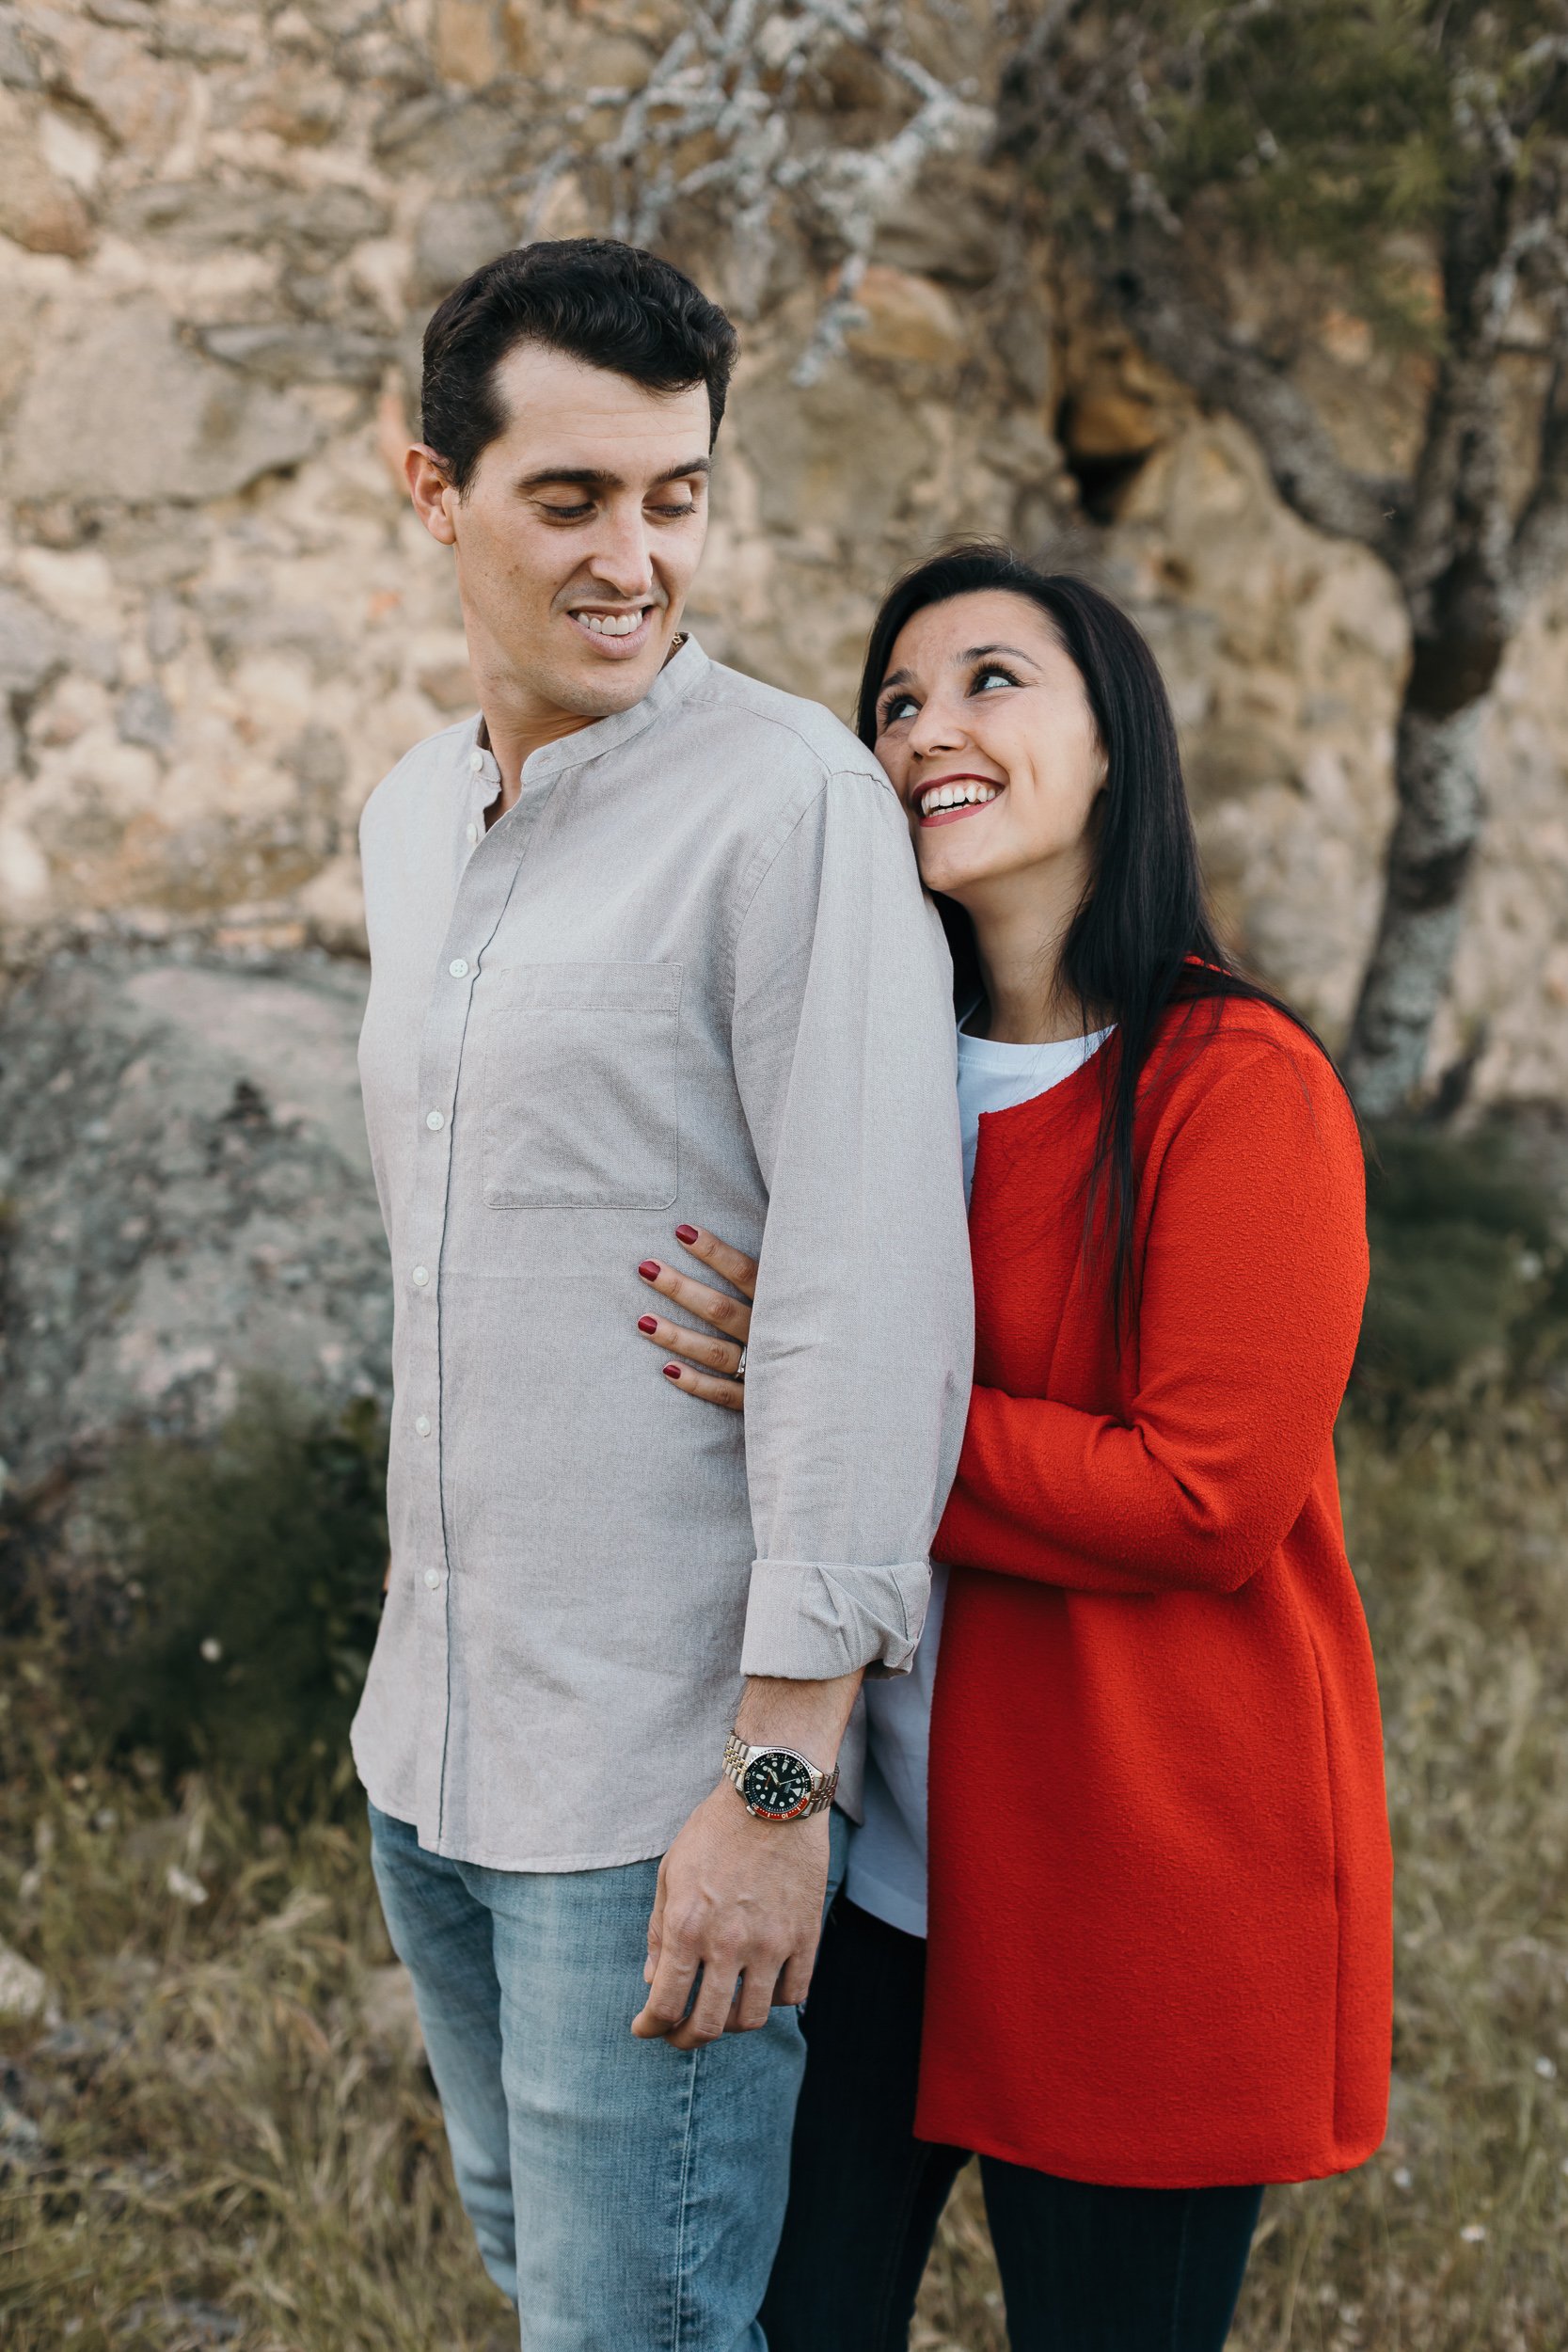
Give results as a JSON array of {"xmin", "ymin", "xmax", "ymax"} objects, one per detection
[{"xmin": 3, "ymin": 1395, "xmax": 1567, "ymax": 2350}]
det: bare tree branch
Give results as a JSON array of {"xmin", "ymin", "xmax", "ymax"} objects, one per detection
[
  {"xmin": 522, "ymin": 0, "xmax": 991, "ymax": 374},
  {"xmin": 1098, "ymin": 230, "xmax": 1406, "ymax": 553},
  {"xmin": 1513, "ymin": 327, "xmax": 1568, "ymax": 599}
]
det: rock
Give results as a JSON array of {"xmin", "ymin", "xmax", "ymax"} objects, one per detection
[
  {"xmin": 112, "ymin": 177, "xmax": 389, "ymax": 257},
  {"xmin": 0, "ymin": 90, "xmax": 94, "ymax": 256},
  {"xmin": 371, "ymin": 88, "xmax": 531, "ymax": 181},
  {"xmin": 0, "ymin": 951, "xmax": 390, "ymax": 1487},
  {"xmin": 842, "ymin": 265, "xmax": 967, "ymax": 372},
  {"xmin": 433, "ymin": 0, "xmax": 502, "ymax": 88},
  {"xmin": 117, "ymin": 682, "xmax": 174, "ymax": 751},
  {"xmin": 0, "ymin": 1937, "xmax": 57, "ymax": 2024},
  {"xmin": 6, "ymin": 298, "xmax": 322, "ymax": 505},
  {"xmin": 1059, "ymin": 386, "xmax": 1166, "ymax": 462},
  {"xmin": 197, "ymin": 320, "xmax": 392, "ymax": 387},
  {"xmin": 0, "ymin": 584, "xmax": 70, "ymax": 700},
  {"xmin": 412, "ymin": 194, "xmax": 512, "ymax": 300},
  {"xmin": 735, "ymin": 362, "xmax": 929, "ymax": 545},
  {"xmin": 0, "ymin": 8, "xmax": 42, "ymax": 90},
  {"xmin": 870, "ymin": 161, "xmax": 1008, "ymax": 288}
]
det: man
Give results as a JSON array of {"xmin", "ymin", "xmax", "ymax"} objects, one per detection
[{"xmin": 351, "ymin": 237, "xmax": 972, "ymax": 2351}]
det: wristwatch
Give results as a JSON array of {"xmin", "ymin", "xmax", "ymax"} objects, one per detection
[{"xmin": 723, "ymin": 1731, "xmax": 839, "ymax": 1821}]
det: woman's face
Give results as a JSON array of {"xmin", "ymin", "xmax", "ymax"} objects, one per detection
[{"xmin": 873, "ymin": 590, "xmax": 1106, "ymax": 908}]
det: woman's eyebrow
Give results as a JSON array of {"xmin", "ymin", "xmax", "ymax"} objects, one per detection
[
  {"xmin": 879, "ymin": 667, "xmax": 914, "ymax": 694},
  {"xmin": 958, "ymin": 643, "xmax": 1040, "ymax": 667}
]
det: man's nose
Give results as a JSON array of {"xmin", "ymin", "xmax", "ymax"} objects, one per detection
[{"xmin": 588, "ymin": 503, "xmax": 657, "ymax": 601}]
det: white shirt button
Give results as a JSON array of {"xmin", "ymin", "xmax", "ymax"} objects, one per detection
[
  {"xmin": 469, "ymin": 749, "xmax": 484, "ymax": 773},
  {"xmin": 423, "ymin": 1568, "xmax": 440, "ymax": 1590},
  {"xmin": 466, "ymin": 822, "xmax": 479, "ymax": 845},
  {"xmin": 412, "ymin": 1264, "xmax": 430, "ymax": 1287},
  {"xmin": 449, "ymin": 958, "xmax": 468, "ymax": 977},
  {"xmin": 414, "ymin": 1413, "xmax": 432, "ymax": 1437},
  {"xmin": 425, "ymin": 1110, "xmax": 445, "ymax": 1131}
]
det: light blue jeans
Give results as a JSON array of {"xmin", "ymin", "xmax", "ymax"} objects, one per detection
[{"xmin": 368, "ymin": 1803, "xmax": 847, "ymax": 2352}]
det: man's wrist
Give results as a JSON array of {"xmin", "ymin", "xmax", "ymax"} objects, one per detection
[
  {"xmin": 722, "ymin": 1731, "xmax": 838, "ymax": 1821},
  {"xmin": 732, "ymin": 1668, "xmax": 863, "ymax": 1766}
]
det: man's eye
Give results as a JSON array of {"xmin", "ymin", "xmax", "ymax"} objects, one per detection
[
  {"xmin": 540, "ymin": 502, "xmax": 594, "ymax": 520},
  {"xmin": 649, "ymin": 502, "xmax": 698, "ymax": 519}
]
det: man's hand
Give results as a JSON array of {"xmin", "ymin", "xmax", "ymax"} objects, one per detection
[{"xmin": 631, "ymin": 1782, "xmax": 831, "ymax": 2051}]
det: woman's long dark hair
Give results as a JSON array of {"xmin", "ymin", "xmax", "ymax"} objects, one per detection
[{"xmin": 857, "ymin": 542, "xmax": 1339, "ymax": 1337}]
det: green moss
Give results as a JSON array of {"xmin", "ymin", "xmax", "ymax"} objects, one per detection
[
  {"xmin": 1354, "ymin": 1122, "xmax": 1566, "ymax": 1412},
  {"xmin": 81, "ymin": 1381, "xmax": 388, "ymax": 1816}
]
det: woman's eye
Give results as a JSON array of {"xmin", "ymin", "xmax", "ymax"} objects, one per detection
[
  {"xmin": 880, "ymin": 693, "xmax": 917, "ymax": 725},
  {"xmin": 973, "ymin": 664, "xmax": 1020, "ymax": 693}
]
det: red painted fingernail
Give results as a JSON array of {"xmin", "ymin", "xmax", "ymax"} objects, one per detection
[
  {"xmin": 639, "ymin": 1261, "xmax": 661, "ymax": 1281},
  {"xmin": 662, "ymin": 1363, "xmax": 682, "ymax": 1381},
  {"xmin": 638, "ymin": 1315, "xmax": 658, "ymax": 1334},
  {"xmin": 674, "ymin": 1224, "xmax": 699, "ymax": 1245}
]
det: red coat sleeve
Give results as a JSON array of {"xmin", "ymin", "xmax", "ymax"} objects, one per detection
[{"xmin": 935, "ymin": 1041, "xmax": 1369, "ymax": 1597}]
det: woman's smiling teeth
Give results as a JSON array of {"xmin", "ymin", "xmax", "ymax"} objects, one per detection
[{"xmin": 917, "ymin": 778, "xmax": 1003, "ymax": 818}]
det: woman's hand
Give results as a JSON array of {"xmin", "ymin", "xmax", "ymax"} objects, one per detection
[{"xmin": 636, "ymin": 1225, "xmax": 757, "ymax": 1412}]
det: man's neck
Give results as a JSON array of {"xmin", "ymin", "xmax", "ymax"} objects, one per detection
[
  {"xmin": 477, "ymin": 691, "xmax": 597, "ymax": 818},
  {"xmin": 474, "ymin": 636, "xmax": 689, "ymax": 819}
]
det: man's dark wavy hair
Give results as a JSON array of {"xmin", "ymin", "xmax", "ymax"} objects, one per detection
[
  {"xmin": 856, "ymin": 542, "xmax": 1347, "ymax": 1337},
  {"xmin": 420, "ymin": 237, "xmax": 739, "ymax": 494}
]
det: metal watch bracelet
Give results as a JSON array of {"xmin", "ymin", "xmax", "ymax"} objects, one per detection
[{"xmin": 723, "ymin": 1731, "xmax": 839, "ymax": 1821}]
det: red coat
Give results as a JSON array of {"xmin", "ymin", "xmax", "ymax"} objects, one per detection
[{"xmin": 918, "ymin": 999, "xmax": 1393, "ymax": 2186}]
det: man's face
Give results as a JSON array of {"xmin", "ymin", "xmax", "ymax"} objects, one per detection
[{"xmin": 407, "ymin": 342, "xmax": 713, "ymax": 724}]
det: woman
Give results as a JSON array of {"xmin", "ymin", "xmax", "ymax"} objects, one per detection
[{"xmin": 631, "ymin": 546, "xmax": 1393, "ymax": 2349}]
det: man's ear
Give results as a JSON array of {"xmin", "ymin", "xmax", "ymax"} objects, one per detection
[{"xmin": 405, "ymin": 444, "xmax": 458, "ymax": 545}]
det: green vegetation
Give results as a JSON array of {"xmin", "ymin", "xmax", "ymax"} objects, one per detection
[
  {"xmin": 1356, "ymin": 1121, "xmax": 1568, "ymax": 1411},
  {"xmin": 2, "ymin": 1128, "xmax": 1566, "ymax": 2346},
  {"xmin": 78, "ymin": 1384, "xmax": 388, "ymax": 1817}
]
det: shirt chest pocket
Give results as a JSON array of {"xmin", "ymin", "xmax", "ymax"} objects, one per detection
[{"xmin": 479, "ymin": 961, "xmax": 683, "ymax": 1210}]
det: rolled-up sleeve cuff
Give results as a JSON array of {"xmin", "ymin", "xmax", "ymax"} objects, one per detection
[{"xmin": 739, "ymin": 1558, "xmax": 930, "ymax": 1680}]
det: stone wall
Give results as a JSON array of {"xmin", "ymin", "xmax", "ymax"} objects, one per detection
[{"xmin": 1, "ymin": 0, "xmax": 1565, "ymax": 1105}]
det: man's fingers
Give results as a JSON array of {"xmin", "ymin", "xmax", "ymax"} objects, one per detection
[
  {"xmin": 731, "ymin": 1964, "xmax": 777, "ymax": 2033},
  {"xmin": 636, "ymin": 1311, "xmax": 744, "ymax": 1380},
  {"xmin": 775, "ymin": 1944, "xmax": 818, "ymax": 2007},
  {"xmin": 637, "ymin": 1259, "xmax": 752, "ymax": 1343},
  {"xmin": 643, "ymin": 1872, "xmax": 667, "ymax": 1985},
  {"xmin": 662, "ymin": 1958, "xmax": 743, "ymax": 2051},
  {"xmin": 631, "ymin": 1945, "xmax": 700, "ymax": 2040},
  {"xmin": 673, "ymin": 1224, "xmax": 759, "ymax": 1303}
]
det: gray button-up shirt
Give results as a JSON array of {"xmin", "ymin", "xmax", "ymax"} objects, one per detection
[{"xmin": 350, "ymin": 638, "xmax": 974, "ymax": 1870}]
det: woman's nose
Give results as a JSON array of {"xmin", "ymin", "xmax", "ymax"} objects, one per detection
[{"xmin": 908, "ymin": 696, "xmax": 967, "ymax": 759}]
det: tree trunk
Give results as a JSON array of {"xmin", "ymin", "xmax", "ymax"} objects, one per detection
[{"xmin": 1339, "ymin": 691, "xmax": 1487, "ymax": 1117}]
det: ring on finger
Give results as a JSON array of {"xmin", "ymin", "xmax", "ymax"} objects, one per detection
[{"xmin": 734, "ymin": 1344, "xmax": 747, "ymax": 1382}]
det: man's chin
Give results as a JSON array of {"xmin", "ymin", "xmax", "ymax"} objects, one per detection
[{"xmin": 547, "ymin": 641, "xmax": 676, "ymax": 720}]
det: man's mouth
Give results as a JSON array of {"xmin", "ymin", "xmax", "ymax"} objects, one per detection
[
  {"xmin": 915, "ymin": 775, "xmax": 1004, "ymax": 826},
  {"xmin": 565, "ymin": 604, "xmax": 659, "ymax": 656}
]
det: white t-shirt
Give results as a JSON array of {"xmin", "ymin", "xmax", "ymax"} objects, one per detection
[{"xmin": 844, "ymin": 1020, "xmax": 1114, "ymax": 1939}]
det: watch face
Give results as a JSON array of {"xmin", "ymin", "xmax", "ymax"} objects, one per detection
[{"xmin": 741, "ymin": 1750, "xmax": 814, "ymax": 1819}]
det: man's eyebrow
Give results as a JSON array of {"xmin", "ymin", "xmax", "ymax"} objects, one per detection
[{"xmin": 514, "ymin": 457, "xmax": 712, "ymax": 494}]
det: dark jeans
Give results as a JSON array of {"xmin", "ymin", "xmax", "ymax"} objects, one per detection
[{"xmin": 763, "ymin": 1897, "xmax": 1263, "ymax": 2352}]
